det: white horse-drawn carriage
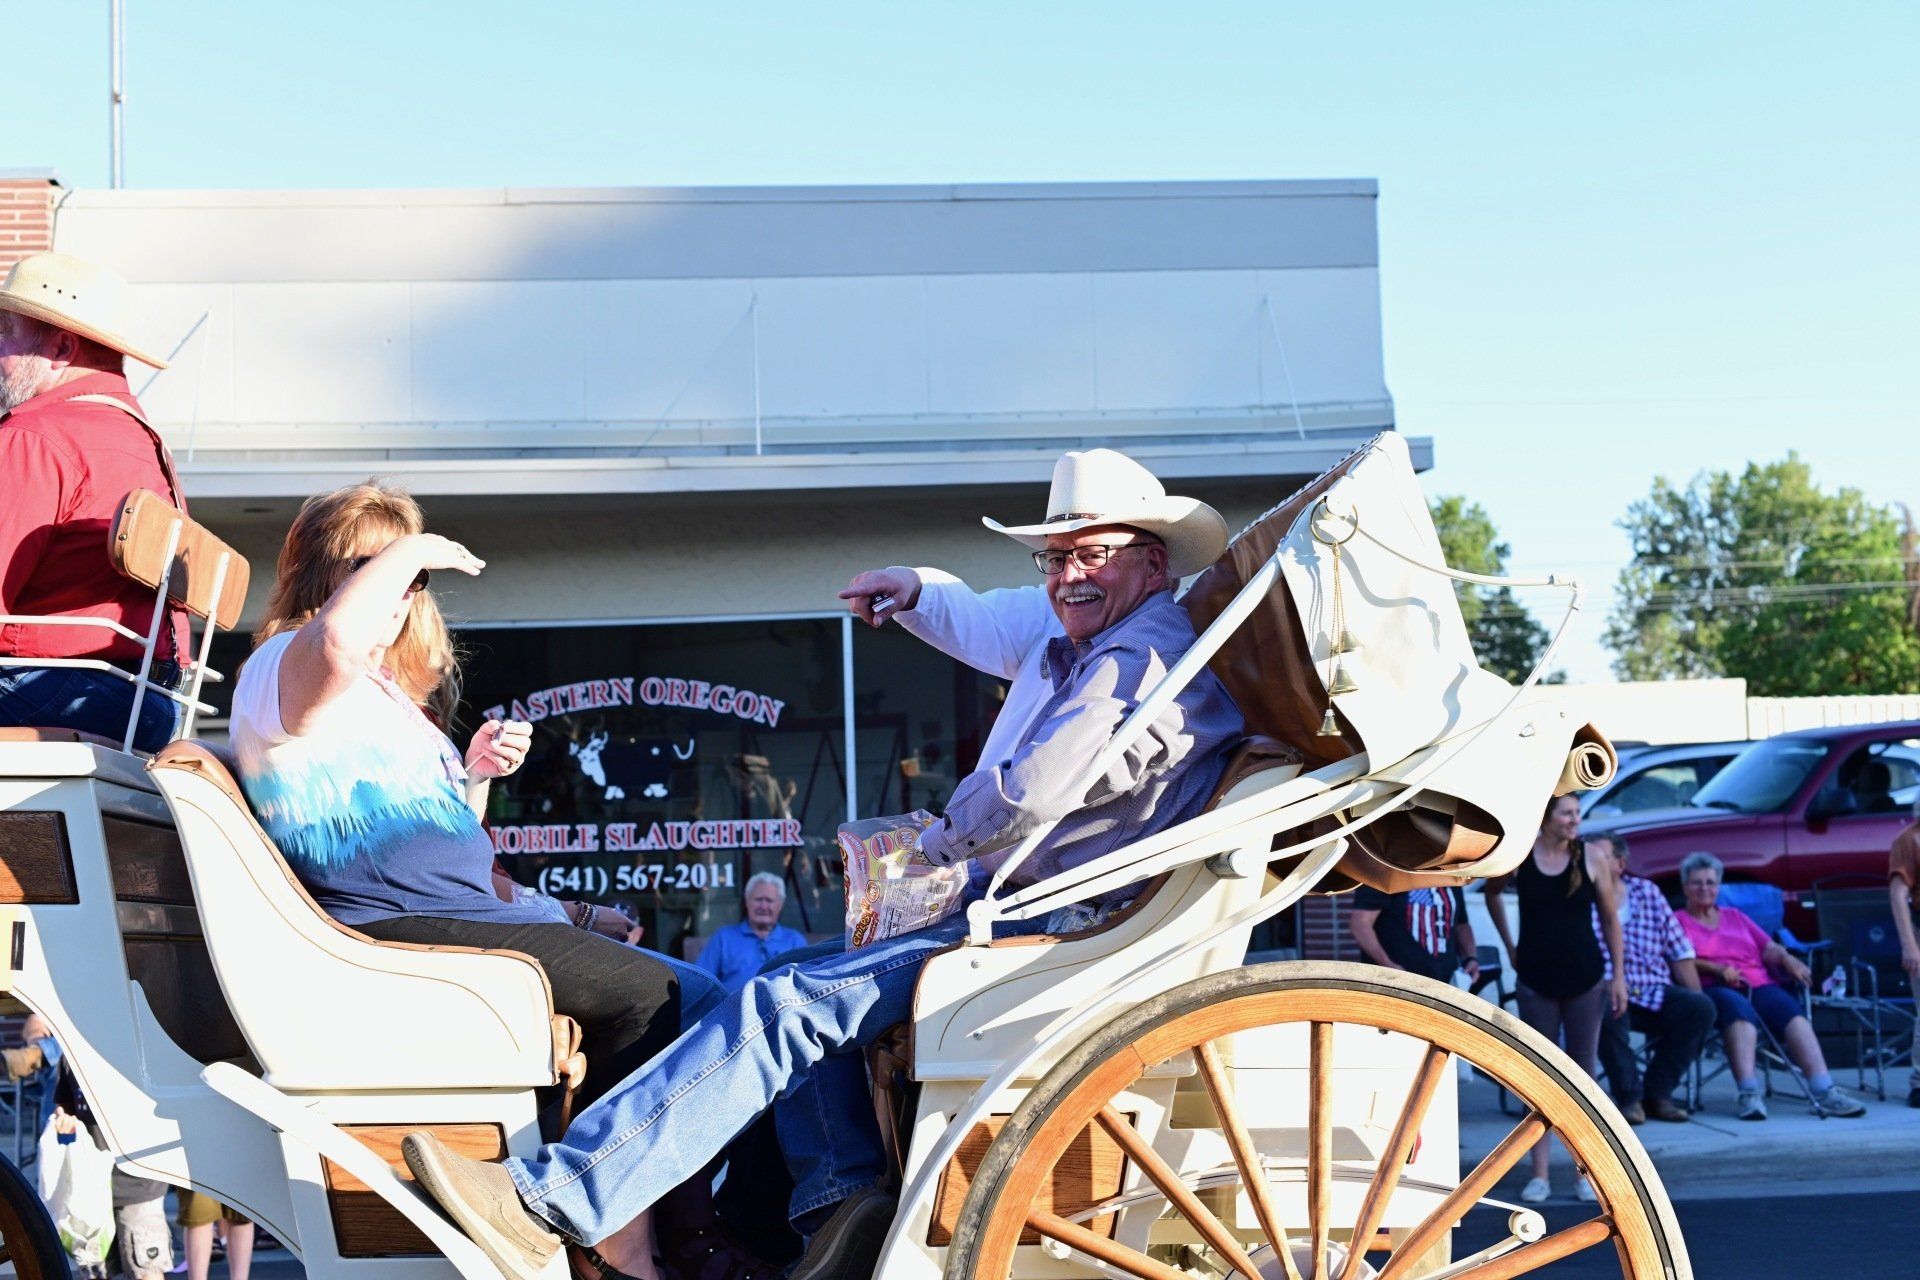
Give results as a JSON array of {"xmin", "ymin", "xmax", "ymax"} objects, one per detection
[{"xmin": 0, "ymin": 434, "xmax": 1688, "ymax": 1280}]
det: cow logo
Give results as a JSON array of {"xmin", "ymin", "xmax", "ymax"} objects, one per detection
[{"xmin": 570, "ymin": 732, "xmax": 695, "ymax": 802}]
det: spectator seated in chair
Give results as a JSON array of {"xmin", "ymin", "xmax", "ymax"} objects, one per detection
[
  {"xmin": 693, "ymin": 872, "xmax": 810, "ymax": 993},
  {"xmin": 1587, "ymin": 834, "xmax": 1715, "ymax": 1124},
  {"xmin": 1676, "ymin": 851, "xmax": 1867, "ymax": 1118}
]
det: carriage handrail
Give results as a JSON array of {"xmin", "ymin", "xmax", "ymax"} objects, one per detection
[
  {"xmin": 970, "ymin": 519, "xmax": 1587, "ymax": 943},
  {"xmin": 0, "ymin": 499, "xmax": 235, "ymax": 750},
  {"xmin": 977, "ymin": 754, "xmax": 1374, "ymax": 925}
]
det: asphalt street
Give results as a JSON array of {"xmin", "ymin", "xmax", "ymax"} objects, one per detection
[
  {"xmin": 189, "ymin": 1181, "xmax": 1920, "ymax": 1280},
  {"xmin": 1453, "ymin": 1182, "xmax": 1919, "ymax": 1279}
]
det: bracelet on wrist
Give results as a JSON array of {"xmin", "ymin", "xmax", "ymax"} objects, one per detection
[{"xmin": 572, "ymin": 901, "xmax": 595, "ymax": 929}]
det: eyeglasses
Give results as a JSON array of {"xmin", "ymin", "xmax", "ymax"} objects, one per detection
[
  {"xmin": 1031, "ymin": 542, "xmax": 1160, "ymax": 576},
  {"xmin": 346, "ymin": 556, "xmax": 430, "ymax": 595}
]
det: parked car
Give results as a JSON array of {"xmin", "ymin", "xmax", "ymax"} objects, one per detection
[
  {"xmin": 1579, "ymin": 739, "xmax": 1749, "ymax": 817},
  {"xmin": 1581, "ymin": 721, "xmax": 1920, "ymax": 907}
]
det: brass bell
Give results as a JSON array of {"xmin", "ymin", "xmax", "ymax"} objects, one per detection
[
  {"xmin": 1316, "ymin": 706, "xmax": 1342, "ymax": 737},
  {"xmin": 1328, "ymin": 657, "xmax": 1360, "ymax": 696},
  {"xmin": 1335, "ymin": 627, "xmax": 1362, "ymax": 654}
]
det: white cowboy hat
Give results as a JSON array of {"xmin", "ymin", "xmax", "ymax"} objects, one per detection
[
  {"xmin": 984, "ymin": 448, "xmax": 1229, "ymax": 578},
  {"xmin": 0, "ymin": 252, "xmax": 169, "ymax": 369}
]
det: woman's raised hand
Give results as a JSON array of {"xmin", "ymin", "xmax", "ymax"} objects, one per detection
[{"xmin": 401, "ymin": 533, "xmax": 486, "ymax": 576}]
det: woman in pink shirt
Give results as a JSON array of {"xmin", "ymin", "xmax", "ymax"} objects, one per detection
[{"xmin": 1676, "ymin": 852, "xmax": 1864, "ymax": 1118}]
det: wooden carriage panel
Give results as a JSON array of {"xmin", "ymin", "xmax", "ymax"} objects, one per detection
[
  {"xmin": 0, "ymin": 812, "xmax": 78, "ymax": 904},
  {"xmin": 121, "ymin": 933, "xmax": 252, "ymax": 1067},
  {"xmin": 927, "ymin": 1112, "xmax": 1130, "ymax": 1247},
  {"xmin": 106, "ymin": 815, "xmax": 196, "ymax": 904},
  {"xmin": 323, "ymin": 1124, "xmax": 508, "ymax": 1257}
]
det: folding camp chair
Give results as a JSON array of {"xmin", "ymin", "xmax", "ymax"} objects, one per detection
[{"xmin": 1840, "ymin": 916, "xmax": 1917, "ymax": 1099}]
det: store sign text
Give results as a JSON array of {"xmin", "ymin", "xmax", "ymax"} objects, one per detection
[
  {"xmin": 481, "ymin": 675, "xmax": 785, "ymax": 728},
  {"xmin": 489, "ymin": 817, "xmax": 805, "ymax": 856}
]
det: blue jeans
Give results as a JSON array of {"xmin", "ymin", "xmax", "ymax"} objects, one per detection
[
  {"xmin": 506, "ymin": 913, "xmax": 1029, "ymax": 1243},
  {"xmin": 1704, "ymin": 982, "xmax": 1804, "ymax": 1040},
  {"xmin": 0, "ymin": 665, "xmax": 179, "ymax": 752}
]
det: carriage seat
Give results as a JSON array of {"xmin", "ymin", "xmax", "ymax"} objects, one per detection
[{"xmin": 148, "ymin": 740, "xmax": 576, "ymax": 1094}]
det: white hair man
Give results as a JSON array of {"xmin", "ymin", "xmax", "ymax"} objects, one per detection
[
  {"xmin": 0, "ymin": 253, "xmax": 183, "ymax": 750},
  {"xmin": 693, "ymin": 870, "xmax": 809, "ymax": 993}
]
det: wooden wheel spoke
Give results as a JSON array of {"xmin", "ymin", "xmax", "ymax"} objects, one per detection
[
  {"xmin": 1027, "ymin": 1209, "xmax": 1192, "ymax": 1280},
  {"xmin": 1337, "ymin": 1042, "xmax": 1451, "ymax": 1280},
  {"xmin": 1447, "ymin": 1216, "xmax": 1616, "ymax": 1280},
  {"xmin": 1308, "ymin": 1020, "xmax": 1334, "ymax": 1270},
  {"xmin": 1094, "ymin": 1105, "xmax": 1266, "ymax": 1280},
  {"xmin": 953, "ymin": 969, "xmax": 1683, "ymax": 1280},
  {"xmin": 1374, "ymin": 1111, "xmax": 1549, "ymax": 1280},
  {"xmin": 1195, "ymin": 1038, "xmax": 1305, "ymax": 1280}
]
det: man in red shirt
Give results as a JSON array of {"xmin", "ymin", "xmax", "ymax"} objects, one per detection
[{"xmin": 0, "ymin": 251, "xmax": 186, "ymax": 751}]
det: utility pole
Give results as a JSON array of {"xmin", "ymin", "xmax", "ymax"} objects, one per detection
[{"xmin": 109, "ymin": 0, "xmax": 126, "ymax": 187}]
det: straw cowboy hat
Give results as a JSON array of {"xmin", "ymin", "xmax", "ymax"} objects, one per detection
[
  {"xmin": 984, "ymin": 448, "xmax": 1229, "ymax": 578},
  {"xmin": 0, "ymin": 252, "xmax": 168, "ymax": 369}
]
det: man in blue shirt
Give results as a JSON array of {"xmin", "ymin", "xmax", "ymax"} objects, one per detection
[
  {"xmin": 404, "ymin": 449, "xmax": 1243, "ymax": 1280},
  {"xmin": 694, "ymin": 872, "xmax": 809, "ymax": 992}
]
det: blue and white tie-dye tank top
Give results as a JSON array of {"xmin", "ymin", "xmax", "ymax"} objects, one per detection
[{"xmin": 229, "ymin": 631, "xmax": 553, "ymax": 927}]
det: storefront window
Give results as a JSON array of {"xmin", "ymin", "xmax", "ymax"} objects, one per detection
[
  {"xmin": 850, "ymin": 623, "xmax": 1009, "ymax": 819},
  {"xmin": 459, "ymin": 618, "xmax": 848, "ymax": 955}
]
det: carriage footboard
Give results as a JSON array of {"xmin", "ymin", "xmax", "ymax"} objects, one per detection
[{"xmin": 200, "ymin": 1064, "xmax": 563, "ymax": 1280}]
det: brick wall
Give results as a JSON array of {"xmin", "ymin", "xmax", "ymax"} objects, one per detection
[{"xmin": 0, "ymin": 177, "xmax": 56, "ymax": 274}]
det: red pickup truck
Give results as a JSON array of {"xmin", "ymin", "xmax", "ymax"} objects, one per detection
[{"xmin": 1580, "ymin": 720, "xmax": 1920, "ymax": 904}]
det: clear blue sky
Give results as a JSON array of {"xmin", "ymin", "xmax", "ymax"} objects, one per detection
[{"xmin": 12, "ymin": 3, "xmax": 1915, "ymax": 681}]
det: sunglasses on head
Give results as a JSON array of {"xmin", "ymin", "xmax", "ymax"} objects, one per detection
[{"xmin": 346, "ymin": 556, "xmax": 430, "ymax": 595}]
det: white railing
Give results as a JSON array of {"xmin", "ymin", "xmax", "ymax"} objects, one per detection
[{"xmin": 0, "ymin": 512, "xmax": 230, "ymax": 752}]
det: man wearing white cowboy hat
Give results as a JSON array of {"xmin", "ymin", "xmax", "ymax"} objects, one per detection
[
  {"xmin": 400, "ymin": 448, "xmax": 1245, "ymax": 1280},
  {"xmin": 842, "ymin": 446, "xmax": 1232, "ymax": 875},
  {"xmin": 0, "ymin": 251, "xmax": 185, "ymax": 752}
]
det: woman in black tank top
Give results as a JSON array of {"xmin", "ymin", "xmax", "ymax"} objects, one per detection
[{"xmin": 1486, "ymin": 794, "xmax": 1627, "ymax": 1202}]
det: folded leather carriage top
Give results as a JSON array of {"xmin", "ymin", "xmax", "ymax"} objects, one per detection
[{"xmin": 1180, "ymin": 432, "xmax": 1616, "ymax": 894}]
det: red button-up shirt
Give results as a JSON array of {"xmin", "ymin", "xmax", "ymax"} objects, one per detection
[{"xmin": 0, "ymin": 372, "xmax": 188, "ymax": 664}]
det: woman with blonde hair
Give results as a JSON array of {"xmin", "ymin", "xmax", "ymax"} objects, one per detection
[{"xmin": 229, "ymin": 481, "xmax": 772, "ymax": 1280}]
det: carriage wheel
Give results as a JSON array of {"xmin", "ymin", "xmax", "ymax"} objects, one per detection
[
  {"xmin": 0, "ymin": 1153, "xmax": 71, "ymax": 1280},
  {"xmin": 945, "ymin": 961, "xmax": 1688, "ymax": 1280}
]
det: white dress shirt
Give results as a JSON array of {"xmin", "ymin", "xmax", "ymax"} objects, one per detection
[{"xmin": 893, "ymin": 567, "xmax": 1062, "ymax": 773}]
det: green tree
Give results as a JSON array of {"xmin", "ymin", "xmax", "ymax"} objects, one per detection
[
  {"xmin": 1606, "ymin": 454, "xmax": 1920, "ymax": 695},
  {"xmin": 1427, "ymin": 495, "xmax": 1560, "ymax": 684}
]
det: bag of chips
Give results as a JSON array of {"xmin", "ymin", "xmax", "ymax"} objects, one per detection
[{"xmin": 840, "ymin": 809, "xmax": 967, "ymax": 947}]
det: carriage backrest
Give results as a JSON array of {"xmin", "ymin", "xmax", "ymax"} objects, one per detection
[
  {"xmin": 146, "ymin": 740, "xmax": 563, "ymax": 1091},
  {"xmin": 110, "ymin": 488, "xmax": 250, "ymax": 629}
]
